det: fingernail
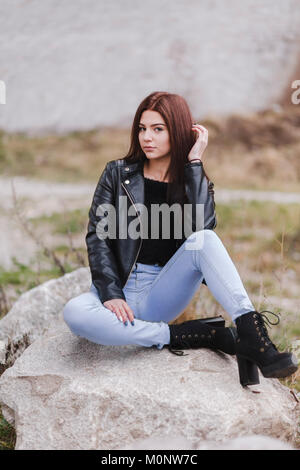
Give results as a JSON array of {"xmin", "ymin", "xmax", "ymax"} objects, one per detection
[
  {"xmin": 124, "ymin": 321, "xmax": 128, "ymax": 326},
  {"xmin": 131, "ymin": 321, "xmax": 135, "ymax": 326}
]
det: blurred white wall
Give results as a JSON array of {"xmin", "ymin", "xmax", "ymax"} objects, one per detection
[{"xmin": 0, "ymin": 0, "xmax": 300, "ymax": 134}]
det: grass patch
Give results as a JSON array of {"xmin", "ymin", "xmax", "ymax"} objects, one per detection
[
  {"xmin": 0, "ymin": 365, "xmax": 16, "ymax": 450},
  {"xmin": 0, "ymin": 127, "xmax": 129, "ymax": 183},
  {"xmin": 28, "ymin": 208, "xmax": 88, "ymax": 235},
  {"xmin": 0, "ymin": 105, "xmax": 300, "ymax": 191},
  {"xmin": 217, "ymin": 200, "xmax": 300, "ymax": 233},
  {"xmin": 0, "ymin": 410, "xmax": 16, "ymax": 450},
  {"xmin": 0, "ymin": 252, "xmax": 87, "ymax": 320}
]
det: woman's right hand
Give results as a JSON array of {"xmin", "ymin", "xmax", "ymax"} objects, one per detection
[{"xmin": 103, "ymin": 298, "xmax": 135, "ymax": 325}]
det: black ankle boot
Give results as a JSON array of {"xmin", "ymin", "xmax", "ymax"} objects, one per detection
[
  {"xmin": 168, "ymin": 316, "xmax": 237, "ymax": 356},
  {"xmin": 235, "ymin": 310, "xmax": 298, "ymax": 386}
]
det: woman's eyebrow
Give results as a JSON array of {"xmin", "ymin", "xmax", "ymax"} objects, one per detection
[{"xmin": 139, "ymin": 123, "xmax": 166, "ymax": 126}]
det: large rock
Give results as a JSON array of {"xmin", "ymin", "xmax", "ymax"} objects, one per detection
[
  {"xmin": 117, "ymin": 434, "xmax": 295, "ymax": 450},
  {"xmin": 0, "ymin": 317, "xmax": 298, "ymax": 450}
]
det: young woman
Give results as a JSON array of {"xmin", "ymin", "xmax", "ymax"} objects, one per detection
[{"xmin": 63, "ymin": 91, "xmax": 298, "ymax": 386}]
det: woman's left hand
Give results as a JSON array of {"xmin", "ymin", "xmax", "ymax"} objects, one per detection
[{"xmin": 188, "ymin": 124, "xmax": 208, "ymax": 162}]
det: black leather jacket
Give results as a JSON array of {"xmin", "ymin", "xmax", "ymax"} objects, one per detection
[{"xmin": 85, "ymin": 158, "xmax": 217, "ymax": 303}]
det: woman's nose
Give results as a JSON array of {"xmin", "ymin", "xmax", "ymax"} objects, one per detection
[{"xmin": 143, "ymin": 130, "xmax": 153, "ymax": 140}]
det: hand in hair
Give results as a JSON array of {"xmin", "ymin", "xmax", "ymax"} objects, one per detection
[{"xmin": 188, "ymin": 124, "xmax": 208, "ymax": 162}]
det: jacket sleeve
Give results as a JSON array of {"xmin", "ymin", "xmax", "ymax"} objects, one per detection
[
  {"xmin": 184, "ymin": 160, "xmax": 217, "ymax": 231},
  {"xmin": 85, "ymin": 162, "xmax": 126, "ymax": 303}
]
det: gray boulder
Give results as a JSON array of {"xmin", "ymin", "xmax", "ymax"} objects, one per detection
[
  {"xmin": 0, "ymin": 316, "xmax": 298, "ymax": 450},
  {"xmin": 117, "ymin": 434, "xmax": 295, "ymax": 450}
]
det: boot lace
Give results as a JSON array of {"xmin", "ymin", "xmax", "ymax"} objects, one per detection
[
  {"xmin": 169, "ymin": 337, "xmax": 204, "ymax": 356},
  {"xmin": 256, "ymin": 310, "xmax": 281, "ymax": 349},
  {"xmin": 168, "ymin": 346, "xmax": 190, "ymax": 356},
  {"xmin": 168, "ymin": 333, "xmax": 201, "ymax": 356},
  {"xmin": 168, "ymin": 322, "xmax": 215, "ymax": 356},
  {"xmin": 168, "ymin": 328, "xmax": 236, "ymax": 356}
]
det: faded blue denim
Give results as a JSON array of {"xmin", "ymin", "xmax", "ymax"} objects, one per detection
[{"xmin": 63, "ymin": 230, "xmax": 255, "ymax": 349}]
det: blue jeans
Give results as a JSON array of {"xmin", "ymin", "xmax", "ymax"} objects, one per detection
[{"xmin": 63, "ymin": 230, "xmax": 255, "ymax": 350}]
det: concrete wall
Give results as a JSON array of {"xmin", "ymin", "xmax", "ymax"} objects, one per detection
[{"xmin": 0, "ymin": 0, "xmax": 300, "ymax": 134}]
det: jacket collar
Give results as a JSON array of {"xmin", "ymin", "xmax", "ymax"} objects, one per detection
[
  {"xmin": 119, "ymin": 158, "xmax": 145, "ymax": 176},
  {"xmin": 119, "ymin": 158, "xmax": 146, "ymax": 205}
]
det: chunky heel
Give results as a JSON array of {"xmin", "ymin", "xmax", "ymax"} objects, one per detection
[{"xmin": 237, "ymin": 355, "xmax": 260, "ymax": 386}]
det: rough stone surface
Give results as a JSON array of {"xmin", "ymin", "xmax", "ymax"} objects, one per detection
[
  {"xmin": 117, "ymin": 434, "xmax": 296, "ymax": 450},
  {"xmin": 0, "ymin": 267, "xmax": 91, "ymax": 366},
  {"xmin": 0, "ymin": 318, "xmax": 298, "ymax": 450},
  {"xmin": 1, "ymin": 0, "xmax": 300, "ymax": 134}
]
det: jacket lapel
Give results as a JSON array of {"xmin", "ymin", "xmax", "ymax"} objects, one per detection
[{"xmin": 120, "ymin": 159, "xmax": 145, "ymax": 207}]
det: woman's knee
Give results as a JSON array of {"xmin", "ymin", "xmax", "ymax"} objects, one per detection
[
  {"xmin": 63, "ymin": 294, "xmax": 90, "ymax": 330},
  {"xmin": 186, "ymin": 229, "xmax": 217, "ymax": 250}
]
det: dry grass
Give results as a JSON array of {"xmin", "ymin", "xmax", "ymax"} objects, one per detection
[
  {"xmin": 202, "ymin": 104, "xmax": 300, "ymax": 191},
  {"xmin": 0, "ymin": 104, "xmax": 300, "ymax": 191}
]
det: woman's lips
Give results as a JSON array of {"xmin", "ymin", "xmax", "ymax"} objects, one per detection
[{"xmin": 144, "ymin": 147, "xmax": 155, "ymax": 150}]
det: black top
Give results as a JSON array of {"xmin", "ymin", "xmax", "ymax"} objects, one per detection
[{"xmin": 136, "ymin": 177, "xmax": 178, "ymax": 266}]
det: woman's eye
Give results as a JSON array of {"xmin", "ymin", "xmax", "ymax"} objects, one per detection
[{"xmin": 139, "ymin": 127, "xmax": 163, "ymax": 132}]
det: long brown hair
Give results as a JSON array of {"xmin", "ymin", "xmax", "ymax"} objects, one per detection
[{"xmin": 121, "ymin": 91, "xmax": 200, "ymax": 207}]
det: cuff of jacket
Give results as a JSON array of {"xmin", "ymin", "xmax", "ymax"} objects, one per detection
[
  {"xmin": 93, "ymin": 284, "xmax": 126, "ymax": 304},
  {"xmin": 184, "ymin": 160, "xmax": 203, "ymax": 168}
]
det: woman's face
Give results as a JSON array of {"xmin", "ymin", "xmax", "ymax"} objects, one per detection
[{"xmin": 138, "ymin": 110, "xmax": 171, "ymax": 162}]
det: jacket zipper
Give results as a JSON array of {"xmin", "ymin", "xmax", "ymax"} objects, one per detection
[{"xmin": 121, "ymin": 181, "xmax": 143, "ymax": 287}]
